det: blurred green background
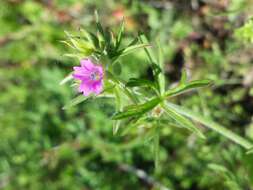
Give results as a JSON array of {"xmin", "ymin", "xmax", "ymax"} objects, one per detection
[{"xmin": 1, "ymin": 0, "xmax": 253, "ymax": 189}]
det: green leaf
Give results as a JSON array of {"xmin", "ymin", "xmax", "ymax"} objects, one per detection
[
  {"xmin": 80, "ymin": 29, "xmax": 92, "ymax": 42},
  {"xmin": 126, "ymin": 78, "xmax": 156, "ymax": 88},
  {"xmin": 59, "ymin": 73, "xmax": 73, "ymax": 85},
  {"xmin": 104, "ymin": 28, "xmax": 112, "ymax": 45},
  {"xmin": 94, "ymin": 11, "xmax": 105, "ymax": 39},
  {"xmin": 96, "ymin": 22, "xmax": 105, "ymax": 38},
  {"xmin": 112, "ymin": 97, "xmax": 161, "ymax": 120},
  {"xmin": 60, "ymin": 40, "xmax": 75, "ymax": 49},
  {"xmin": 127, "ymin": 37, "xmax": 139, "ymax": 47},
  {"xmin": 119, "ymin": 43, "xmax": 150, "ymax": 57},
  {"xmin": 116, "ymin": 19, "xmax": 125, "ymax": 49},
  {"xmin": 157, "ymin": 42, "xmax": 165, "ymax": 95},
  {"xmin": 88, "ymin": 31, "xmax": 100, "ymax": 49},
  {"xmin": 164, "ymin": 79, "xmax": 212, "ymax": 98},
  {"xmin": 165, "ymin": 102, "xmax": 253, "ymax": 149},
  {"xmin": 185, "ymin": 79, "xmax": 212, "ymax": 88},
  {"xmin": 63, "ymin": 94, "xmax": 91, "ymax": 110},
  {"xmin": 75, "ymin": 40, "xmax": 94, "ymax": 54},
  {"xmin": 162, "ymin": 103, "xmax": 205, "ymax": 139},
  {"xmin": 139, "ymin": 34, "xmax": 157, "ymax": 63},
  {"xmin": 63, "ymin": 33, "xmax": 94, "ymax": 55}
]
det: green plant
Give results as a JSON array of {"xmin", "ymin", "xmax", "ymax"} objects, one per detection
[{"xmin": 62, "ymin": 13, "xmax": 253, "ymax": 172}]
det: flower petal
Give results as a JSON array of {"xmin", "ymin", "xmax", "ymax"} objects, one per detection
[
  {"xmin": 80, "ymin": 59, "xmax": 94, "ymax": 71},
  {"xmin": 73, "ymin": 65, "xmax": 91, "ymax": 81},
  {"xmin": 72, "ymin": 74, "xmax": 90, "ymax": 81},
  {"xmin": 73, "ymin": 66, "xmax": 89, "ymax": 75},
  {"xmin": 79, "ymin": 82, "xmax": 93, "ymax": 96},
  {"xmin": 92, "ymin": 81, "xmax": 103, "ymax": 95}
]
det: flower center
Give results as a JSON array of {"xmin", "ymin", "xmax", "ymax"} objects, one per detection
[{"xmin": 90, "ymin": 71, "xmax": 101, "ymax": 81}]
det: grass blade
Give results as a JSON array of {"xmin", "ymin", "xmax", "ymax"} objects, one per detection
[
  {"xmin": 165, "ymin": 102, "xmax": 253, "ymax": 149},
  {"xmin": 162, "ymin": 103, "xmax": 205, "ymax": 139}
]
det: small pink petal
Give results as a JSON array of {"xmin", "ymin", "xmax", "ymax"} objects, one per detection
[
  {"xmin": 92, "ymin": 82, "xmax": 103, "ymax": 95},
  {"xmin": 73, "ymin": 66, "xmax": 90, "ymax": 75},
  {"xmin": 72, "ymin": 74, "xmax": 88, "ymax": 81},
  {"xmin": 78, "ymin": 82, "xmax": 86, "ymax": 92},
  {"xmin": 81, "ymin": 59, "xmax": 94, "ymax": 71},
  {"xmin": 79, "ymin": 82, "xmax": 92, "ymax": 96}
]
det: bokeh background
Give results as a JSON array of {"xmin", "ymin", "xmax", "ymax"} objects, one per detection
[{"xmin": 1, "ymin": 0, "xmax": 253, "ymax": 189}]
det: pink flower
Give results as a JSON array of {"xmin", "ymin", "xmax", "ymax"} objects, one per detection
[{"xmin": 73, "ymin": 59, "xmax": 104, "ymax": 96}]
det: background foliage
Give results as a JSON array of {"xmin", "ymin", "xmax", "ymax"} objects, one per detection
[{"xmin": 1, "ymin": 0, "xmax": 253, "ymax": 189}]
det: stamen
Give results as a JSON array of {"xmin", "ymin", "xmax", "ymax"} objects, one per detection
[{"xmin": 90, "ymin": 71, "xmax": 100, "ymax": 81}]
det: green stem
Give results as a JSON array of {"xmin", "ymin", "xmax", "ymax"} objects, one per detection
[{"xmin": 154, "ymin": 124, "xmax": 160, "ymax": 173}]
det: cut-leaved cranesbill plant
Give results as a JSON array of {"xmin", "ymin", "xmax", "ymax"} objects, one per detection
[{"xmin": 61, "ymin": 13, "xmax": 253, "ymax": 170}]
